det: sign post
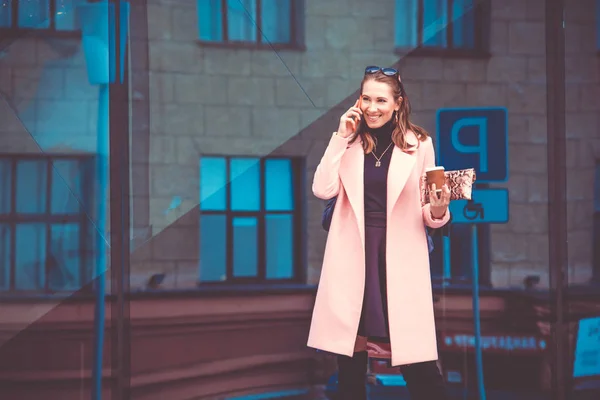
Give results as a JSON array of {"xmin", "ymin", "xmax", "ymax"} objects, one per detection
[{"xmin": 436, "ymin": 107, "xmax": 509, "ymax": 400}]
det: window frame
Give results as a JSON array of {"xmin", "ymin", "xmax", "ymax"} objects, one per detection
[
  {"xmin": 0, "ymin": 154, "xmax": 94, "ymax": 294},
  {"xmin": 0, "ymin": 0, "xmax": 82, "ymax": 37},
  {"xmin": 199, "ymin": 155, "xmax": 306, "ymax": 285},
  {"xmin": 197, "ymin": 0, "xmax": 306, "ymax": 51},
  {"xmin": 395, "ymin": 0, "xmax": 491, "ymax": 58}
]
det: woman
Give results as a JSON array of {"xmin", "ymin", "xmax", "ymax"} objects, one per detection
[{"xmin": 307, "ymin": 66, "xmax": 451, "ymax": 400}]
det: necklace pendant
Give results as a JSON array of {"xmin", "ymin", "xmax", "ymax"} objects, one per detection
[{"xmin": 375, "ymin": 161, "xmax": 381, "ymax": 167}]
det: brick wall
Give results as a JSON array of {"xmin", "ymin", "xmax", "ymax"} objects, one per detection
[{"xmin": 0, "ymin": 0, "xmax": 597, "ymax": 291}]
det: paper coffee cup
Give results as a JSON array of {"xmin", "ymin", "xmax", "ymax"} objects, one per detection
[{"xmin": 425, "ymin": 166, "xmax": 445, "ymax": 192}]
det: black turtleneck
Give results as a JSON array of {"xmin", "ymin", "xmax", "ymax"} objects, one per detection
[{"xmin": 364, "ymin": 120, "xmax": 395, "ymax": 213}]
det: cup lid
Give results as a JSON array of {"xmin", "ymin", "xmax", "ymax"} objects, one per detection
[{"xmin": 425, "ymin": 166, "xmax": 445, "ymax": 172}]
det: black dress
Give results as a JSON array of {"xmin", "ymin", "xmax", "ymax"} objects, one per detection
[{"xmin": 357, "ymin": 121, "xmax": 394, "ymax": 342}]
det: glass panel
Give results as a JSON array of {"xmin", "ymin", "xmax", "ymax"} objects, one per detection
[
  {"xmin": 233, "ymin": 216, "xmax": 257, "ymax": 277},
  {"xmin": 51, "ymin": 159, "xmax": 82, "ymax": 214},
  {"xmin": 0, "ymin": 0, "xmax": 11, "ymax": 27},
  {"xmin": 48, "ymin": 223, "xmax": 80, "ymax": 291},
  {"xmin": 422, "ymin": 0, "xmax": 448, "ymax": 47},
  {"xmin": 230, "ymin": 158, "xmax": 260, "ymax": 211},
  {"xmin": 200, "ymin": 214, "xmax": 227, "ymax": 282},
  {"xmin": 15, "ymin": 223, "xmax": 46, "ymax": 290},
  {"xmin": 16, "ymin": 160, "xmax": 47, "ymax": 214},
  {"xmin": 452, "ymin": 0, "xmax": 475, "ymax": 49},
  {"xmin": 395, "ymin": 0, "xmax": 418, "ymax": 47},
  {"xmin": 0, "ymin": 160, "xmax": 10, "ymax": 214},
  {"xmin": 227, "ymin": 0, "xmax": 256, "ymax": 42},
  {"xmin": 265, "ymin": 214, "xmax": 293, "ymax": 279},
  {"xmin": 265, "ymin": 158, "xmax": 293, "ymax": 211},
  {"xmin": 200, "ymin": 157, "xmax": 227, "ymax": 211},
  {"xmin": 198, "ymin": 0, "xmax": 223, "ymax": 41},
  {"xmin": 18, "ymin": 0, "xmax": 50, "ymax": 28},
  {"xmin": 55, "ymin": 0, "xmax": 83, "ymax": 31},
  {"xmin": 0, "ymin": 224, "xmax": 9, "ymax": 290},
  {"xmin": 261, "ymin": 0, "xmax": 290, "ymax": 44}
]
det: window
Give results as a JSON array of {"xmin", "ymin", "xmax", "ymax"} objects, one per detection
[
  {"xmin": 0, "ymin": 155, "xmax": 93, "ymax": 293},
  {"xmin": 197, "ymin": 0, "xmax": 304, "ymax": 48},
  {"xmin": 0, "ymin": 0, "xmax": 83, "ymax": 32},
  {"xmin": 199, "ymin": 156, "xmax": 305, "ymax": 284},
  {"xmin": 395, "ymin": 0, "xmax": 489, "ymax": 54}
]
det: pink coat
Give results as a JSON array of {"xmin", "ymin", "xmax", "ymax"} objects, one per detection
[{"xmin": 307, "ymin": 130, "xmax": 451, "ymax": 367}]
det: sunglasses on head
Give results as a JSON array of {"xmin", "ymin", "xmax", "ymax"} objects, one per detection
[{"xmin": 365, "ymin": 65, "xmax": 400, "ymax": 77}]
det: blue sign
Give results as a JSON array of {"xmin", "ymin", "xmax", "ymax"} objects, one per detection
[
  {"xmin": 449, "ymin": 188, "xmax": 509, "ymax": 224},
  {"xmin": 436, "ymin": 107, "xmax": 508, "ymax": 183}
]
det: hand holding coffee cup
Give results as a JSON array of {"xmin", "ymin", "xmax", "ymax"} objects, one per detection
[{"xmin": 426, "ymin": 166, "xmax": 451, "ymax": 219}]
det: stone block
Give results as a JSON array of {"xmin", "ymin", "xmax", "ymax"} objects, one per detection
[
  {"xmin": 566, "ymin": 57, "xmax": 599, "ymax": 84},
  {"xmin": 1, "ymin": 39, "xmax": 36, "ymax": 66},
  {"xmin": 421, "ymin": 83, "xmax": 467, "ymax": 110},
  {"xmin": 486, "ymin": 56, "xmax": 528, "ymax": 83},
  {"xmin": 490, "ymin": 21, "xmax": 509, "ymax": 54},
  {"xmin": 491, "ymin": 232, "xmax": 529, "ymax": 263},
  {"xmin": 566, "ymin": 167, "xmax": 595, "ymax": 201},
  {"xmin": 443, "ymin": 59, "xmax": 486, "ymax": 82},
  {"xmin": 251, "ymin": 107, "xmax": 302, "ymax": 140},
  {"xmin": 507, "ymin": 203, "xmax": 548, "ymax": 234},
  {"xmin": 525, "ymin": 0, "xmax": 545, "ymax": 21},
  {"xmin": 204, "ymin": 105, "xmax": 252, "ymax": 137},
  {"xmin": 276, "ymin": 77, "xmax": 322, "ymax": 107},
  {"xmin": 509, "ymin": 143, "xmax": 547, "ymax": 174},
  {"xmin": 567, "ymin": 200, "xmax": 594, "ymax": 231},
  {"xmin": 203, "ymin": 48, "xmax": 252, "ymax": 76},
  {"xmin": 301, "ymin": 51, "xmax": 351, "ymax": 79},
  {"xmin": 492, "ymin": 0, "xmax": 528, "ymax": 21},
  {"xmin": 466, "ymin": 84, "xmax": 508, "ymax": 107},
  {"xmin": 150, "ymin": 164, "xmax": 198, "ymax": 198},
  {"xmin": 149, "ymin": 72, "xmax": 175, "ymax": 103},
  {"xmin": 227, "ymin": 77, "xmax": 276, "ymax": 106},
  {"xmin": 566, "ymin": 112, "xmax": 598, "ymax": 139},
  {"xmin": 579, "ymin": 84, "xmax": 600, "ymax": 111},
  {"xmin": 527, "ymin": 233, "xmax": 550, "ymax": 264},
  {"xmin": 528, "ymin": 174, "xmax": 548, "ymax": 203},
  {"xmin": 508, "ymin": 22, "xmax": 545, "ymax": 55},
  {"xmin": 527, "ymin": 56, "xmax": 546, "ymax": 84},
  {"xmin": 324, "ymin": 17, "xmax": 372, "ymax": 51},
  {"xmin": 490, "ymin": 263, "xmax": 510, "ymax": 288},
  {"xmin": 507, "ymin": 84, "xmax": 547, "ymax": 114},
  {"xmin": 171, "ymin": 6, "xmax": 198, "ymax": 42},
  {"xmin": 251, "ymin": 51, "xmax": 302, "ymax": 77},
  {"xmin": 147, "ymin": 4, "xmax": 172, "ymax": 40},
  {"xmin": 13, "ymin": 67, "xmax": 66, "ymax": 101},
  {"xmin": 507, "ymin": 262, "xmax": 549, "ymax": 289},
  {"xmin": 150, "ymin": 40, "xmax": 202, "ymax": 73},
  {"xmin": 150, "ymin": 134, "xmax": 179, "ymax": 164},
  {"xmin": 398, "ymin": 57, "xmax": 444, "ymax": 81},
  {"xmin": 174, "ymin": 74, "xmax": 228, "ymax": 104}
]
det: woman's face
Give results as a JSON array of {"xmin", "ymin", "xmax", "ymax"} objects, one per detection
[{"xmin": 360, "ymin": 80, "xmax": 401, "ymax": 129}]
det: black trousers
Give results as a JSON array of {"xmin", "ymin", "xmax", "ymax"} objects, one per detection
[{"xmin": 337, "ymin": 351, "xmax": 448, "ymax": 400}]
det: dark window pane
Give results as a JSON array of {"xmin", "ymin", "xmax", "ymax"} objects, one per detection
[
  {"xmin": 0, "ymin": 0, "xmax": 11, "ymax": 27},
  {"xmin": 265, "ymin": 159, "xmax": 294, "ymax": 211},
  {"xmin": 423, "ymin": 0, "xmax": 448, "ymax": 47},
  {"xmin": 200, "ymin": 157, "xmax": 227, "ymax": 211},
  {"xmin": 200, "ymin": 215, "xmax": 226, "ymax": 282},
  {"xmin": 394, "ymin": 0, "xmax": 418, "ymax": 47},
  {"xmin": 49, "ymin": 223, "xmax": 80, "ymax": 291},
  {"xmin": 51, "ymin": 159, "xmax": 82, "ymax": 214},
  {"xmin": 18, "ymin": 0, "xmax": 50, "ymax": 28},
  {"xmin": 0, "ymin": 160, "xmax": 11, "ymax": 214},
  {"xmin": 266, "ymin": 214, "xmax": 293, "ymax": 279},
  {"xmin": 16, "ymin": 160, "xmax": 47, "ymax": 214},
  {"xmin": 55, "ymin": 0, "xmax": 80, "ymax": 31},
  {"xmin": 231, "ymin": 158, "xmax": 260, "ymax": 211},
  {"xmin": 15, "ymin": 224, "xmax": 47, "ymax": 290},
  {"xmin": 227, "ymin": 0, "xmax": 256, "ymax": 42},
  {"xmin": 198, "ymin": 0, "xmax": 223, "ymax": 41},
  {"xmin": 452, "ymin": 0, "xmax": 475, "ymax": 49},
  {"xmin": 0, "ymin": 224, "xmax": 10, "ymax": 290},
  {"xmin": 261, "ymin": 0, "xmax": 290, "ymax": 43},
  {"xmin": 233, "ymin": 217, "xmax": 257, "ymax": 277}
]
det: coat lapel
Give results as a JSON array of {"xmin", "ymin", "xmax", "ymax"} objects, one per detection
[
  {"xmin": 339, "ymin": 141, "xmax": 365, "ymax": 246},
  {"xmin": 387, "ymin": 132, "xmax": 419, "ymax": 215}
]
